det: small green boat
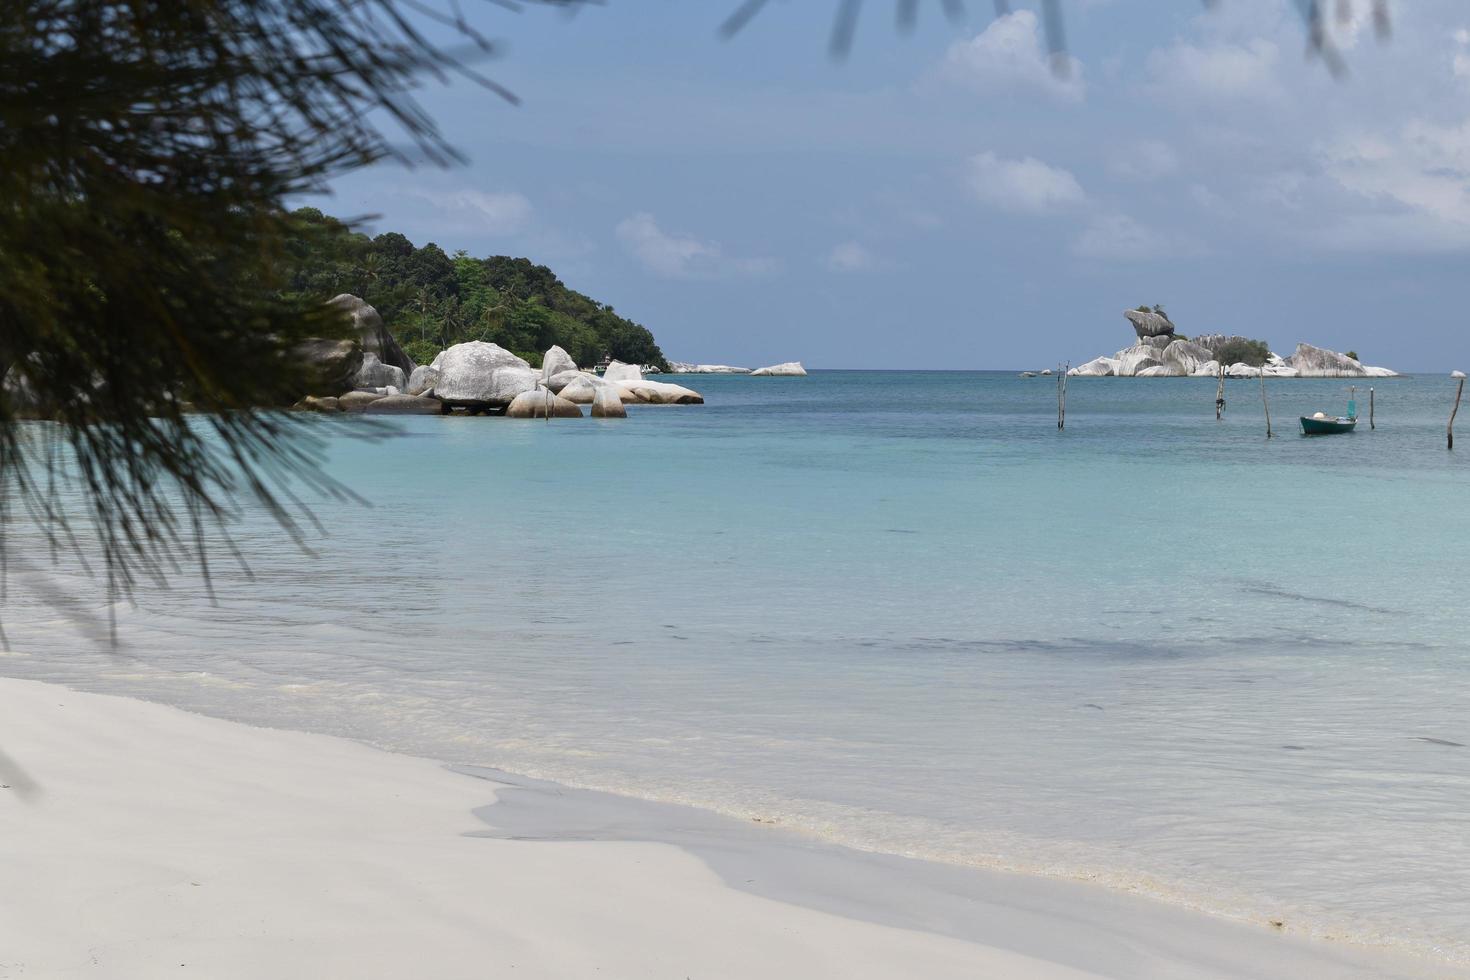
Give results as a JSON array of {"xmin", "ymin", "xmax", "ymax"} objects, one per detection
[
  {"xmin": 1300, "ymin": 389, "xmax": 1359, "ymax": 435},
  {"xmin": 1300, "ymin": 414, "xmax": 1357, "ymax": 435}
]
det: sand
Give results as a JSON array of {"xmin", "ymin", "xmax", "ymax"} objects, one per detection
[{"xmin": 0, "ymin": 676, "xmax": 1460, "ymax": 980}]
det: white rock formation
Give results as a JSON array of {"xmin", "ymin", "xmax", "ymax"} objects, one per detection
[
  {"xmin": 668, "ymin": 362, "xmax": 751, "ymax": 374},
  {"xmin": 543, "ymin": 370, "xmax": 591, "ymax": 394},
  {"xmin": 1124, "ymin": 309, "xmax": 1175, "ymax": 341},
  {"xmin": 750, "ymin": 361, "xmax": 807, "ymax": 377},
  {"xmin": 1068, "ymin": 356, "xmax": 1120, "ymax": 377},
  {"xmin": 407, "ymin": 365, "xmax": 439, "ymax": 396},
  {"xmin": 353, "ymin": 351, "xmax": 407, "ymax": 391},
  {"xmin": 603, "ymin": 360, "xmax": 642, "ymax": 382},
  {"xmin": 541, "ymin": 345, "xmax": 578, "ymax": 379},
  {"xmin": 432, "ymin": 342, "xmax": 536, "ymax": 406},
  {"xmin": 1191, "ymin": 361, "xmax": 1221, "ymax": 377},
  {"xmin": 558, "ymin": 375, "xmax": 637, "ymax": 405},
  {"xmin": 1160, "ymin": 340, "xmax": 1214, "ymax": 376},
  {"xmin": 618, "ymin": 380, "xmax": 705, "ymax": 405},
  {"xmin": 1225, "ymin": 363, "xmax": 1262, "ymax": 377},
  {"xmin": 505, "ymin": 389, "xmax": 582, "ymax": 418},
  {"xmin": 591, "ymin": 385, "xmax": 628, "ymax": 418},
  {"xmin": 1114, "ymin": 346, "xmax": 1163, "ymax": 377},
  {"xmin": 1136, "ymin": 365, "xmax": 1172, "ymax": 377}
]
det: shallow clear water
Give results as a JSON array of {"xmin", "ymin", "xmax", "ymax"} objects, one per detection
[{"xmin": 5, "ymin": 372, "xmax": 1470, "ymax": 962}]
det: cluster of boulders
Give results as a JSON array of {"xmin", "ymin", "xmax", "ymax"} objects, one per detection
[
  {"xmin": 1067, "ymin": 311, "xmax": 1398, "ymax": 379},
  {"xmin": 292, "ymin": 295, "xmax": 704, "ymax": 418},
  {"xmin": 669, "ymin": 362, "xmax": 753, "ymax": 374},
  {"xmin": 667, "ymin": 360, "xmax": 808, "ymax": 376}
]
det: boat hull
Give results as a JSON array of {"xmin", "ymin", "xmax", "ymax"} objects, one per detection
[{"xmin": 1300, "ymin": 416, "xmax": 1357, "ymax": 435}]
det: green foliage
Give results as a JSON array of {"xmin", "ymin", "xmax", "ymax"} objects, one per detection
[
  {"xmin": 1152, "ymin": 304, "xmax": 1168, "ymax": 319},
  {"xmin": 1210, "ymin": 337, "xmax": 1272, "ymax": 367},
  {"xmin": 1135, "ymin": 305, "xmax": 1151, "ymax": 313},
  {"xmin": 401, "ymin": 339, "xmax": 440, "ymax": 367},
  {"xmin": 1346, "ymin": 350, "xmax": 1359, "ymax": 361},
  {"xmin": 281, "ymin": 209, "xmax": 669, "ymax": 371}
]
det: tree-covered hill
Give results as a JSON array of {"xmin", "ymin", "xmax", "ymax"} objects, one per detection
[{"xmin": 282, "ymin": 208, "xmax": 668, "ymax": 370}]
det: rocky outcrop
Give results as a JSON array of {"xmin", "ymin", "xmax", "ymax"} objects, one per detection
[
  {"xmin": 505, "ymin": 389, "xmax": 582, "ymax": 419},
  {"xmin": 337, "ymin": 390, "xmax": 385, "ymax": 413},
  {"xmin": 751, "ymin": 361, "xmax": 807, "ymax": 377},
  {"xmin": 1160, "ymin": 340, "xmax": 1213, "ymax": 376},
  {"xmin": 668, "ymin": 362, "xmax": 751, "ymax": 374},
  {"xmin": 354, "ymin": 351, "xmax": 407, "ymax": 390},
  {"xmin": 1071, "ymin": 356, "xmax": 1120, "ymax": 377},
  {"xmin": 407, "ymin": 365, "xmax": 439, "ymax": 396},
  {"xmin": 329, "ymin": 294, "xmax": 414, "ymax": 376},
  {"xmin": 1115, "ymin": 347, "xmax": 1163, "ymax": 377},
  {"xmin": 619, "ymin": 380, "xmax": 705, "ymax": 405},
  {"xmin": 591, "ymin": 385, "xmax": 627, "ymax": 418},
  {"xmin": 558, "ymin": 375, "xmax": 637, "ymax": 405},
  {"xmin": 544, "ymin": 370, "xmax": 588, "ymax": 394},
  {"xmin": 1071, "ymin": 320, "xmax": 1398, "ymax": 379},
  {"xmin": 603, "ymin": 360, "xmax": 642, "ymax": 382},
  {"xmin": 1282, "ymin": 343, "xmax": 1397, "ymax": 378},
  {"xmin": 542, "ymin": 345, "xmax": 578, "ymax": 379},
  {"xmin": 293, "ymin": 338, "xmax": 363, "ymax": 396},
  {"xmin": 1124, "ymin": 309, "xmax": 1175, "ymax": 342},
  {"xmin": 432, "ymin": 342, "xmax": 538, "ymax": 408},
  {"xmin": 362, "ymin": 393, "xmax": 442, "ymax": 415},
  {"xmin": 293, "ymin": 395, "xmax": 342, "ymax": 413}
]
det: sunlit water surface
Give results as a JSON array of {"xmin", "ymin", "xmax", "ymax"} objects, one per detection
[{"xmin": 5, "ymin": 372, "xmax": 1469, "ymax": 963}]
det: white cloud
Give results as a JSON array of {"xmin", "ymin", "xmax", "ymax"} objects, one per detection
[
  {"xmin": 825, "ymin": 241, "xmax": 876, "ymax": 273},
  {"xmin": 936, "ymin": 11, "xmax": 1084, "ymax": 102},
  {"xmin": 1071, "ymin": 213, "xmax": 1180, "ymax": 260},
  {"xmin": 964, "ymin": 151, "xmax": 1086, "ymax": 214},
  {"xmin": 1107, "ymin": 140, "xmax": 1179, "ymax": 181},
  {"xmin": 1454, "ymin": 29, "xmax": 1470, "ymax": 79},
  {"xmin": 410, "ymin": 189, "xmax": 533, "ymax": 235},
  {"xmin": 615, "ymin": 212, "xmax": 776, "ymax": 279},
  {"xmin": 1317, "ymin": 120, "xmax": 1470, "ymax": 249},
  {"xmin": 1146, "ymin": 38, "xmax": 1280, "ymax": 102}
]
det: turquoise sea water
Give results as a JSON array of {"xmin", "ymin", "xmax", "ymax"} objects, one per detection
[{"xmin": 5, "ymin": 371, "xmax": 1470, "ymax": 963}]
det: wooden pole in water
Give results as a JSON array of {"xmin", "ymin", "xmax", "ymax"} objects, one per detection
[
  {"xmin": 1260, "ymin": 370, "xmax": 1272, "ymax": 438},
  {"xmin": 1450, "ymin": 376, "xmax": 1465, "ymax": 450},
  {"xmin": 1061, "ymin": 363, "xmax": 1068, "ymax": 430},
  {"xmin": 1369, "ymin": 387, "xmax": 1375, "ymax": 430},
  {"xmin": 1216, "ymin": 365, "xmax": 1225, "ymax": 420},
  {"xmin": 1058, "ymin": 364, "xmax": 1070, "ymax": 429}
]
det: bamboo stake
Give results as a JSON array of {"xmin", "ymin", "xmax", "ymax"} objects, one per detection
[
  {"xmin": 1216, "ymin": 365, "xmax": 1225, "ymax": 420},
  {"xmin": 1450, "ymin": 376, "xmax": 1465, "ymax": 450},
  {"xmin": 1369, "ymin": 387, "xmax": 1375, "ymax": 430},
  {"xmin": 1060, "ymin": 363, "xmax": 1068, "ymax": 430},
  {"xmin": 1260, "ymin": 370, "xmax": 1272, "ymax": 438},
  {"xmin": 1056, "ymin": 365, "xmax": 1063, "ymax": 430}
]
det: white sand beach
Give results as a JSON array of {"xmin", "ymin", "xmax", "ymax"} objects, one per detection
[{"xmin": 0, "ymin": 676, "xmax": 1460, "ymax": 980}]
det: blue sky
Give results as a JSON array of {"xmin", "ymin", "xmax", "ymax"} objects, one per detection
[{"xmin": 322, "ymin": 1, "xmax": 1470, "ymax": 370}]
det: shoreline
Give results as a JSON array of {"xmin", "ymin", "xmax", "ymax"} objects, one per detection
[{"xmin": 2, "ymin": 676, "xmax": 1460, "ymax": 979}]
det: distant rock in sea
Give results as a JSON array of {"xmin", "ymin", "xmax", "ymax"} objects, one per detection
[
  {"xmin": 669, "ymin": 362, "xmax": 752, "ymax": 374},
  {"xmin": 1067, "ymin": 312, "xmax": 1398, "ymax": 378},
  {"xmin": 1124, "ymin": 309, "xmax": 1175, "ymax": 342},
  {"xmin": 750, "ymin": 361, "xmax": 807, "ymax": 377}
]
